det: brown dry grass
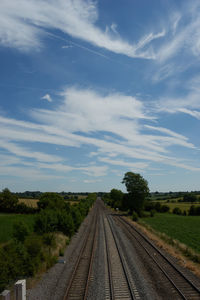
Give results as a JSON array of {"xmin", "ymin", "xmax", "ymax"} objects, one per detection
[
  {"xmin": 18, "ymin": 198, "xmax": 39, "ymax": 208},
  {"xmin": 124, "ymin": 216, "xmax": 200, "ymax": 279}
]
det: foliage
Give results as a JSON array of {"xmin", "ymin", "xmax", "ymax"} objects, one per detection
[
  {"xmin": 122, "ymin": 172, "xmax": 149, "ymax": 213},
  {"xmin": 132, "ymin": 211, "xmax": 138, "ymax": 221},
  {"xmin": 150, "ymin": 209, "xmax": 156, "ymax": 217},
  {"xmin": 110, "ymin": 189, "xmax": 124, "ymax": 209},
  {"xmin": 0, "ymin": 188, "xmax": 18, "ymax": 212},
  {"xmin": 12, "ymin": 221, "xmax": 30, "ymax": 243},
  {"xmin": 144, "ymin": 202, "xmax": 169, "ymax": 213},
  {"xmin": 142, "ymin": 213, "xmax": 200, "ymax": 254},
  {"xmin": 173, "ymin": 207, "xmax": 182, "ymax": 215},
  {"xmin": 0, "ymin": 214, "xmax": 35, "ymax": 244},
  {"xmin": 183, "ymin": 193, "xmax": 198, "ymax": 202},
  {"xmin": 189, "ymin": 205, "xmax": 200, "ymax": 216},
  {"xmin": 37, "ymin": 192, "xmax": 65, "ymax": 210},
  {"xmin": 0, "ymin": 192, "xmax": 96, "ymax": 292}
]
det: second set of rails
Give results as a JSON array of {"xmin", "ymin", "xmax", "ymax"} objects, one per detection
[
  {"xmin": 114, "ymin": 214, "xmax": 200, "ymax": 300},
  {"xmin": 63, "ymin": 199, "xmax": 200, "ymax": 300}
]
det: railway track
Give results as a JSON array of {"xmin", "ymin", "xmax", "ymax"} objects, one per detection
[
  {"xmin": 114, "ymin": 215, "xmax": 200, "ymax": 300},
  {"xmin": 63, "ymin": 205, "xmax": 99, "ymax": 300},
  {"xmin": 103, "ymin": 213, "xmax": 141, "ymax": 300}
]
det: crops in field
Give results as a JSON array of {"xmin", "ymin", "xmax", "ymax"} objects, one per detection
[
  {"xmin": 152, "ymin": 201, "xmax": 200, "ymax": 212},
  {"xmin": 0, "ymin": 214, "xmax": 35, "ymax": 244},
  {"xmin": 166, "ymin": 202, "xmax": 200, "ymax": 212},
  {"xmin": 18, "ymin": 198, "xmax": 39, "ymax": 208},
  {"xmin": 142, "ymin": 213, "xmax": 200, "ymax": 253}
]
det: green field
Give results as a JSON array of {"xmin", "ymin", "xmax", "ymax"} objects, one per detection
[
  {"xmin": 142, "ymin": 213, "xmax": 200, "ymax": 253},
  {"xmin": 152, "ymin": 201, "xmax": 200, "ymax": 212},
  {"xmin": 0, "ymin": 214, "xmax": 35, "ymax": 244},
  {"xmin": 166, "ymin": 202, "xmax": 200, "ymax": 212}
]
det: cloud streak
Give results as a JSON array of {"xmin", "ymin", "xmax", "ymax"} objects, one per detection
[
  {"xmin": 0, "ymin": 0, "xmax": 164, "ymax": 59},
  {"xmin": 0, "ymin": 87, "xmax": 199, "ymax": 176}
]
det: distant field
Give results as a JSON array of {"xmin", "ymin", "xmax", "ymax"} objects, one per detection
[
  {"xmin": 0, "ymin": 214, "xmax": 35, "ymax": 244},
  {"xmin": 18, "ymin": 198, "xmax": 39, "ymax": 208},
  {"xmin": 152, "ymin": 201, "xmax": 200, "ymax": 212},
  {"xmin": 166, "ymin": 202, "xmax": 200, "ymax": 212},
  {"xmin": 142, "ymin": 213, "xmax": 200, "ymax": 253}
]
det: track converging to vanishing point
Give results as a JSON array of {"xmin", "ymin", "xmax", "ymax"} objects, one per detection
[{"xmin": 63, "ymin": 199, "xmax": 200, "ymax": 300}]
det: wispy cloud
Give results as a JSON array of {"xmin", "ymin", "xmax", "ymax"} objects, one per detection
[
  {"xmin": 0, "ymin": 0, "xmax": 164, "ymax": 59},
  {"xmin": 156, "ymin": 2, "xmax": 200, "ymax": 62},
  {"xmin": 41, "ymin": 94, "xmax": 52, "ymax": 102},
  {"xmin": 0, "ymin": 87, "xmax": 199, "ymax": 175}
]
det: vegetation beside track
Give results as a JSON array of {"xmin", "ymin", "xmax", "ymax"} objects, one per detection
[
  {"xmin": 141, "ymin": 213, "xmax": 200, "ymax": 254},
  {"xmin": 0, "ymin": 190, "xmax": 96, "ymax": 293},
  {"xmin": 0, "ymin": 214, "xmax": 35, "ymax": 244}
]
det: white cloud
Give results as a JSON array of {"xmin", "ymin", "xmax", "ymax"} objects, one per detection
[
  {"xmin": 83, "ymin": 179, "xmax": 101, "ymax": 183},
  {"xmin": 0, "ymin": 140, "xmax": 62, "ymax": 162},
  {"xmin": 156, "ymin": 3, "xmax": 200, "ymax": 62},
  {"xmin": 0, "ymin": 86, "xmax": 199, "ymax": 174},
  {"xmin": 0, "ymin": 0, "xmax": 164, "ymax": 59},
  {"xmin": 98, "ymin": 157, "xmax": 148, "ymax": 170},
  {"xmin": 154, "ymin": 86, "xmax": 200, "ymax": 120},
  {"xmin": 41, "ymin": 94, "xmax": 52, "ymax": 102},
  {"xmin": 62, "ymin": 45, "xmax": 73, "ymax": 49}
]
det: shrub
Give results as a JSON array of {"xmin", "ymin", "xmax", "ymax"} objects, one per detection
[
  {"xmin": 173, "ymin": 207, "xmax": 182, "ymax": 215},
  {"xmin": 37, "ymin": 192, "xmax": 65, "ymax": 210},
  {"xmin": 132, "ymin": 211, "xmax": 138, "ymax": 221},
  {"xmin": 150, "ymin": 209, "xmax": 156, "ymax": 217},
  {"xmin": 160, "ymin": 205, "xmax": 170, "ymax": 213},
  {"xmin": 189, "ymin": 205, "xmax": 200, "ymax": 216},
  {"xmin": 0, "ymin": 188, "xmax": 18, "ymax": 212},
  {"xmin": 12, "ymin": 221, "xmax": 29, "ymax": 243},
  {"xmin": 34, "ymin": 210, "xmax": 58, "ymax": 234},
  {"xmin": 57, "ymin": 211, "xmax": 75, "ymax": 237}
]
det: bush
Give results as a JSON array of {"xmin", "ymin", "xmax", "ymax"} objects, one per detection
[
  {"xmin": 34, "ymin": 210, "xmax": 58, "ymax": 234},
  {"xmin": 12, "ymin": 221, "xmax": 29, "ymax": 243},
  {"xmin": 183, "ymin": 193, "xmax": 197, "ymax": 202},
  {"xmin": 150, "ymin": 209, "xmax": 156, "ymax": 217},
  {"xmin": 0, "ymin": 188, "xmax": 18, "ymax": 212},
  {"xmin": 160, "ymin": 205, "xmax": 170, "ymax": 213},
  {"xmin": 37, "ymin": 193, "xmax": 65, "ymax": 210},
  {"xmin": 57, "ymin": 211, "xmax": 75, "ymax": 237},
  {"xmin": 0, "ymin": 240, "xmax": 32, "ymax": 292},
  {"xmin": 189, "ymin": 205, "xmax": 200, "ymax": 216},
  {"xmin": 132, "ymin": 211, "xmax": 138, "ymax": 221},
  {"xmin": 173, "ymin": 207, "xmax": 182, "ymax": 215}
]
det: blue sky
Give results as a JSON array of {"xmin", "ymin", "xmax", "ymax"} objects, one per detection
[{"xmin": 0, "ymin": 0, "xmax": 200, "ymax": 192}]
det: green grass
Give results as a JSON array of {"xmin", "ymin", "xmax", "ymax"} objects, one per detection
[
  {"xmin": 152, "ymin": 201, "xmax": 200, "ymax": 212},
  {"xmin": 142, "ymin": 213, "xmax": 200, "ymax": 253},
  {"xmin": 0, "ymin": 214, "xmax": 35, "ymax": 244},
  {"xmin": 166, "ymin": 202, "xmax": 200, "ymax": 212}
]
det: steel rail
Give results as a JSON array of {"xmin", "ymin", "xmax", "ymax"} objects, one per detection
[
  {"xmin": 102, "ymin": 214, "xmax": 115, "ymax": 300},
  {"xmin": 116, "ymin": 215, "xmax": 200, "ymax": 300},
  {"xmin": 63, "ymin": 206, "xmax": 99, "ymax": 300},
  {"xmin": 103, "ymin": 213, "xmax": 137, "ymax": 300}
]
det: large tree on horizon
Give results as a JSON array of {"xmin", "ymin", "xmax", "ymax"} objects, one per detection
[{"xmin": 122, "ymin": 172, "xmax": 149, "ymax": 214}]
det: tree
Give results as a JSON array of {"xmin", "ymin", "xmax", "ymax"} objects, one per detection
[
  {"xmin": 0, "ymin": 188, "xmax": 18, "ymax": 212},
  {"xmin": 110, "ymin": 189, "xmax": 123, "ymax": 209},
  {"xmin": 183, "ymin": 193, "xmax": 197, "ymax": 203},
  {"xmin": 122, "ymin": 172, "xmax": 149, "ymax": 214},
  {"xmin": 12, "ymin": 221, "xmax": 29, "ymax": 243},
  {"xmin": 37, "ymin": 192, "xmax": 65, "ymax": 210}
]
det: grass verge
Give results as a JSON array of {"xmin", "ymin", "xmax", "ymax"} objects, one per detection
[{"xmin": 126, "ymin": 214, "xmax": 200, "ymax": 277}]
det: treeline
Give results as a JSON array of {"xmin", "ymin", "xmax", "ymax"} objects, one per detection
[
  {"xmin": 0, "ymin": 189, "xmax": 36, "ymax": 214},
  {"xmin": 0, "ymin": 192, "xmax": 96, "ymax": 292},
  {"xmin": 104, "ymin": 189, "xmax": 200, "ymax": 219},
  {"xmin": 14, "ymin": 191, "xmax": 91, "ymax": 199},
  {"xmin": 149, "ymin": 191, "xmax": 200, "ymax": 202}
]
